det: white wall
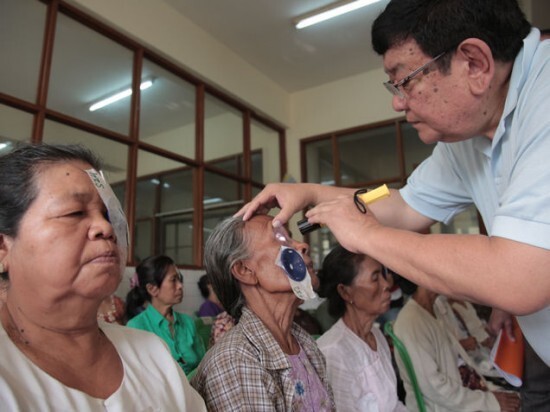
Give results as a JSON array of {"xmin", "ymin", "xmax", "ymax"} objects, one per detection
[{"xmin": 117, "ymin": 266, "xmax": 206, "ymax": 316}]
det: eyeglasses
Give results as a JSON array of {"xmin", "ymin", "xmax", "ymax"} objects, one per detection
[{"xmin": 383, "ymin": 51, "xmax": 446, "ymax": 99}]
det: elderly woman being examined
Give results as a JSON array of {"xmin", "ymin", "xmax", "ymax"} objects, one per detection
[{"xmin": 191, "ymin": 215, "xmax": 335, "ymax": 411}]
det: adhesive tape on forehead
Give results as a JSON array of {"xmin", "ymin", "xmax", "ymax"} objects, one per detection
[
  {"xmin": 275, "ymin": 246, "xmax": 317, "ymax": 301},
  {"xmin": 85, "ymin": 169, "xmax": 129, "ymax": 271}
]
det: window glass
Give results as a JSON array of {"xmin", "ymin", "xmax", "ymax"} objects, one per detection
[
  {"xmin": 203, "ymin": 171, "xmax": 244, "ymax": 243},
  {"xmin": 139, "ymin": 59, "xmax": 196, "ymax": 158},
  {"xmin": 0, "ymin": 104, "xmax": 34, "ymax": 155},
  {"xmin": 338, "ymin": 125, "xmax": 399, "ymax": 186},
  {"xmin": 136, "ymin": 150, "xmax": 194, "ymax": 265},
  {"xmin": 251, "ymin": 119, "xmax": 280, "ymax": 183},
  {"xmin": 0, "ymin": 0, "xmax": 46, "ymax": 101},
  {"xmin": 204, "ymin": 94, "xmax": 243, "ymax": 174},
  {"xmin": 48, "ymin": 13, "xmax": 133, "ymax": 135},
  {"xmin": 42, "ymin": 120, "xmax": 129, "ymax": 209},
  {"xmin": 402, "ymin": 122, "xmax": 435, "ymax": 176},
  {"xmin": 305, "ymin": 138, "xmax": 334, "ymax": 184}
]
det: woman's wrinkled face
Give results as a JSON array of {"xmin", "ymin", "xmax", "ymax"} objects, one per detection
[
  {"xmin": 156, "ymin": 265, "xmax": 184, "ymax": 307},
  {"xmin": 345, "ymin": 257, "xmax": 391, "ymax": 317},
  {"xmin": 3, "ymin": 161, "xmax": 122, "ymax": 302},
  {"xmin": 243, "ymin": 215, "xmax": 318, "ymax": 294}
]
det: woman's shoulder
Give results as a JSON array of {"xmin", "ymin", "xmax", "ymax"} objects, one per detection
[{"xmin": 316, "ymin": 319, "xmax": 346, "ymax": 348}]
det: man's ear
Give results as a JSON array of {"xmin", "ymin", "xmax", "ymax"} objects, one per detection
[
  {"xmin": 337, "ymin": 283, "xmax": 352, "ymax": 303},
  {"xmin": 231, "ymin": 261, "xmax": 258, "ymax": 286},
  {"xmin": 455, "ymin": 38, "xmax": 495, "ymax": 96},
  {"xmin": 146, "ymin": 283, "xmax": 159, "ymax": 297}
]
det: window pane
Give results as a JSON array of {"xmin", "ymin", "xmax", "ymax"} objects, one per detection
[
  {"xmin": 136, "ymin": 150, "xmax": 194, "ymax": 265},
  {"xmin": 42, "ymin": 120, "xmax": 129, "ymax": 209},
  {"xmin": 0, "ymin": 0, "xmax": 46, "ymax": 101},
  {"xmin": 0, "ymin": 104, "xmax": 34, "ymax": 154},
  {"xmin": 430, "ymin": 205, "xmax": 480, "ymax": 235},
  {"xmin": 204, "ymin": 172, "xmax": 244, "ymax": 244},
  {"xmin": 134, "ymin": 220, "xmax": 152, "ymax": 263},
  {"xmin": 251, "ymin": 120, "xmax": 280, "ymax": 183},
  {"xmin": 338, "ymin": 125, "xmax": 399, "ymax": 186},
  {"xmin": 48, "ymin": 13, "xmax": 133, "ymax": 135},
  {"xmin": 203, "ymin": 205, "xmax": 242, "ymax": 245},
  {"xmin": 402, "ymin": 122, "xmax": 435, "ymax": 176},
  {"xmin": 204, "ymin": 94, "xmax": 243, "ymax": 174},
  {"xmin": 305, "ymin": 138, "xmax": 334, "ymax": 184},
  {"xmin": 140, "ymin": 59, "xmax": 196, "ymax": 158},
  {"xmin": 308, "ymin": 227, "xmax": 337, "ymax": 271}
]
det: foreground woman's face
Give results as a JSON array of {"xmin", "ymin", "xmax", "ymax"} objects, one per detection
[{"xmin": 4, "ymin": 161, "xmax": 122, "ymax": 302}]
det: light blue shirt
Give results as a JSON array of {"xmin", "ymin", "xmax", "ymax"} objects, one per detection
[{"xmin": 401, "ymin": 28, "xmax": 550, "ymax": 365}]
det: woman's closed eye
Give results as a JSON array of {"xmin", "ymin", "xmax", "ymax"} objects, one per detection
[{"xmin": 62, "ymin": 210, "xmax": 85, "ymax": 218}]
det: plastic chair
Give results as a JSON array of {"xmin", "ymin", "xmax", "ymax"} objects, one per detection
[
  {"xmin": 194, "ymin": 316, "xmax": 214, "ymax": 349},
  {"xmin": 384, "ymin": 321, "xmax": 427, "ymax": 412}
]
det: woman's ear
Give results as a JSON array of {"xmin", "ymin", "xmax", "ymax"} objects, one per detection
[
  {"xmin": 0, "ymin": 234, "xmax": 13, "ymax": 273},
  {"xmin": 455, "ymin": 38, "xmax": 495, "ymax": 96},
  {"xmin": 231, "ymin": 260, "xmax": 258, "ymax": 286},
  {"xmin": 337, "ymin": 283, "xmax": 352, "ymax": 303},
  {"xmin": 146, "ymin": 283, "xmax": 159, "ymax": 297}
]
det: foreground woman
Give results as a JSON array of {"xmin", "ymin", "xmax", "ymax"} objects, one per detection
[
  {"xmin": 192, "ymin": 215, "xmax": 335, "ymax": 411},
  {"xmin": 0, "ymin": 144, "xmax": 204, "ymax": 410},
  {"xmin": 317, "ymin": 245, "xmax": 408, "ymax": 412}
]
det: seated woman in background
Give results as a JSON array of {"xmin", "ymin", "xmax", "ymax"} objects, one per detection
[
  {"xmin": 97, "ymin": 294, "xmax": 126, "ymax": 324},
  {"xmin": 197, "ymin": 274, "xmax": 224, "ymax": 317},
  {"xmin": 394, "ymin": 283, "xmax": 519, "ymax": 412},
  {"xmin": 0, "ymin": 144, "xmax": 204, "ymax": 410},
  {"xmin": 316, "ymin": 245, "xmax": 408, "ymax": 412},
  {"xmin": 192, "ymin": 215, "xmax": 335, "ymax": 411},
  {"xmin": 126, "ymin": 255, "xmax": 205, "ymax": 375}
]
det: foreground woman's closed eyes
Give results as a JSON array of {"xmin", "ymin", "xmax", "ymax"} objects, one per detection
[{"xmin": 0, "ymin": 144, "xmax": 205, "ymax": 411}]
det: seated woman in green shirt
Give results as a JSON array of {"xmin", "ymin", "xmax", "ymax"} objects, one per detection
[{"xmin": 126, "ymin": 255, "xmax": 205, "ymax": 375}]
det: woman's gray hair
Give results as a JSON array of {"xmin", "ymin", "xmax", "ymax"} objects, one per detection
[{"xmin": 204, "ymin": 216, "xmax": 251, "ymax": 320}]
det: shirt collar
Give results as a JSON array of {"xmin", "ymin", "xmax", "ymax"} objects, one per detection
[
  {"xmin": 492, "ymin": 28, "xmax": 540, "ymax": 148},
  {"xmin": 144, "ymin": 303, "xmax": 178, "ymax": 327}
]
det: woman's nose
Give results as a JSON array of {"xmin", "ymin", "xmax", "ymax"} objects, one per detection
[
  {"xmin": 89, "ymin": 211, "xmax": 116, "ymax": 241},
  {"xmin": 293, "ymin": 240, "xmax": 309, "ymax": 255}
]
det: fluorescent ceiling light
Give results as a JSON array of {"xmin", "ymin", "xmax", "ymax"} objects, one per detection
[
  {"xmin": 89, "ymin": 79, "xmax": 154, "ymax": 112},
  {"xmin": 294, "ymin": 0, "xmax": 382, "ymax": 29},
  {"xmin": 203, "ymin": 197, "xmax": 223, "ymax": 205}
]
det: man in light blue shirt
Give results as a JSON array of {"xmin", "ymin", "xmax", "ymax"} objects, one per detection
[{"xmin": 238, "ymin": 1, "xmax": 550, "ymax": 409}]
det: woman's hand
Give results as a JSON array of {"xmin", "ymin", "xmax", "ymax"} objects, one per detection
[{"xmin": 492, "ymin": 391, "xmax": 520, "ymax": 412}]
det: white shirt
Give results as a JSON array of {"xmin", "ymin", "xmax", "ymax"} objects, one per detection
[
  {"xmin": 0, "ymin": 321, "xmax": 206, "ymax": 411},
  {"xmin": 317, "ymin": 318, "xmax": 408, "ymax": 412}
]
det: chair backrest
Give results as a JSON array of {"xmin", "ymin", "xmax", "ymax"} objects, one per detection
[
  {"xmin": 384, "ymin": 321, "xmax": 427, "ymax": 412},
  {"xmin": 194, "ymin": 316, "xmax": 214, "ymax": 350}
]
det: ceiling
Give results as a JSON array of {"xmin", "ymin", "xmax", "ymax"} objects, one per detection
[{"xmin": 163, "ymin": 0, "xmax": 391, "ymax": 93}]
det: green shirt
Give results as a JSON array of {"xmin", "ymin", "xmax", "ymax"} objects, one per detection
[{"xmin": 127, "ymin": 305, "xmax": 205, "ymax": 375}]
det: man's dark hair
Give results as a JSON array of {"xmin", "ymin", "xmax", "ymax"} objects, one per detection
[{"xmin": 372, "ymin": 0, "xmax": 531, "ymax": 71}]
